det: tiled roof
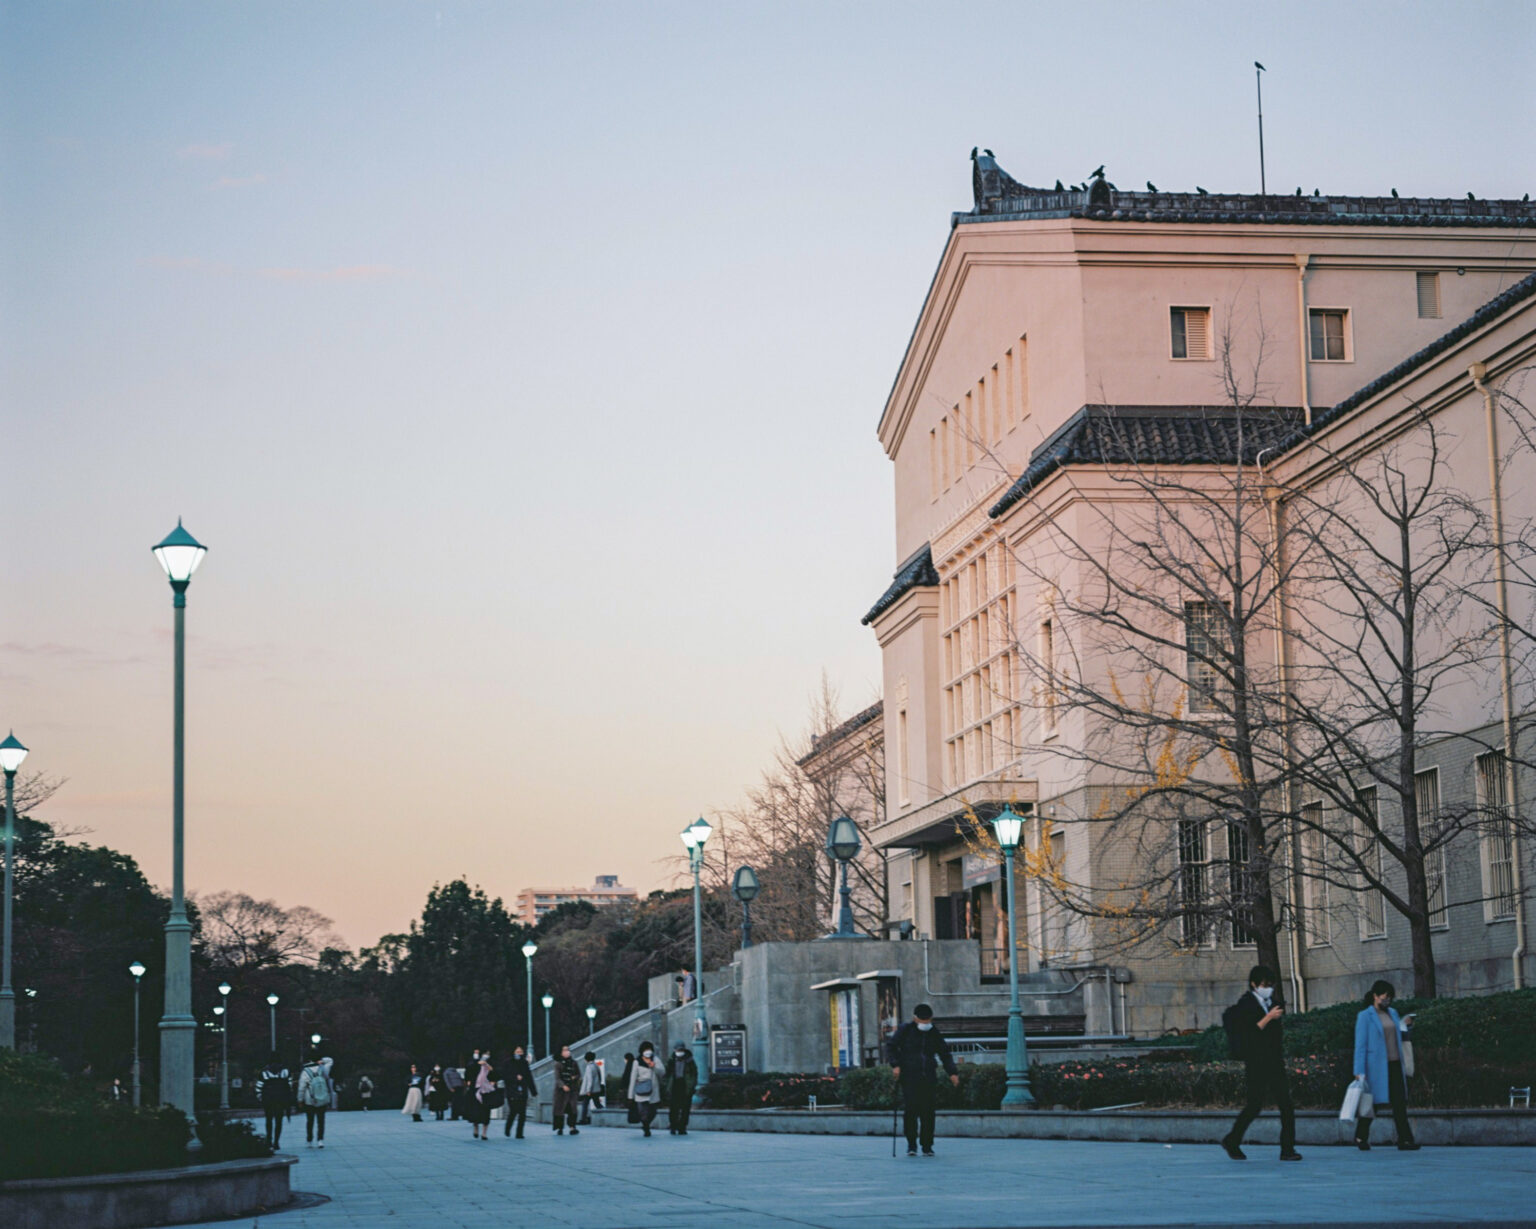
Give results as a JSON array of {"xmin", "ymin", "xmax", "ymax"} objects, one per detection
[
  {"xmin": 988, "ymin": 405, "xmax": 1306, "ymax": 519},
  {"xmin": 958, "ymin": 187, "xmax": 1536, "ymax": 230},
  {"xmin": 1305, "ymin": 268, "xmax": 1536, "ymax": 436},
  {"xmin": 797, "ymin": 700, "xmax": 883, "ymax": 767},
  {"xmin": 861, "ymin": 543, "xmax": 939, "ymax": 626}
]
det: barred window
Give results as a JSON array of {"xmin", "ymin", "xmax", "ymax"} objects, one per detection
[
  {"xmin": 1226, "ymin": 818, "xmax": 1257, "ymax": 948},
  {"xmin": 1415, "ymin": 768, "xmax": 1449, "ymax": 928},
  {"xmin": 1477, "ymin": 751, "xmax": 1516, "ymax": 920},
  {"xmin": 1178, "ymin": 819, "xmax": 1212, "ymax": 947},
  {"xmin": 1184, "ymin": 601, "xmax": 1227, "ymax": 713},
  {"xmin": 1356, "ymin": 786, "xmax": 1387, "ymax": 939},
  {"xmin": 1300, "ymin": 803, "xmax": 1331, "ymax": 946}
]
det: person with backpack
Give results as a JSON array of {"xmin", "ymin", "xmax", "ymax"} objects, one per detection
[
  {"xmin": 887, "ymin": 1003, "xmax": 959, "ymax": 1157},
  {"xmin": 626, "ymin": 1041, "xmax": 663, "ymax": 1137},
  {"xmin": 257, "ymin": 1054, "xmax": 292, "ymax": 1149},
  {"xmin": 297, "ymin": 1055, "xmax": 333, "ymax": 1148},
  {"xmin": 1220, "ymin": 965, "xmax": 1301, "ymax": 1162}
]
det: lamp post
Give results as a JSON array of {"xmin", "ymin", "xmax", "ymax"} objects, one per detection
[
  {"xmin": 216, "ymin": 981, "xmax": 232, "ymax": 1109},
  {"xmin": 213, "ymin": 1003, "xmax": 227, "ymax": 1110},
  {"xmin": 585, "ymin": 1004, "xmax": 596, "ymax": 1033},
  {"xmin": 129, "ymin": 961, "xmax": 147, "ymax": 1106},
  {"xmin": 731, "ymin": 865, "xmax": 759, "ymax": 950},
  {"xmin": 825, "ymin": 816, "xmax": 869, "ymax": 939},
  {"xmin": 680, "ymin": 817, "xmax": 712, "ymax": 1100},
  {"xmin": 309, "ymin": 1032, "xmax": 321, "ymax": 1066},
  {"xmin": 266, "ymin": 993, "xmax": 279, "ymax": 1052},
  {"xmin": 992, "ymin": 806, "xmax": 1035, "ymax": 1107},
  {"xmin": 520, "ymin": 941, "xmax": 537, "ymax": 1058},
  {"xmin": 1, "ymin": 731, "xmax": 29, "ymax": 1051},
  {"xmin": 541, "ymin": 992, "xmax": 553, "ymax": 1057},
  {"xmin": 152, "ymin": 520, "xmax": 207, "ymax": 1129}
]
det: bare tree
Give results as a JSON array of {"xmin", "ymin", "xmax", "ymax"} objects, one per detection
[{"xmin": 195, "ymin": 890, "xmax": 343, "ymax": 971}]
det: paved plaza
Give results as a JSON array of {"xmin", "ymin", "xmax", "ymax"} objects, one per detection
[{"xmin": 191, "ymin": 1111, "xmax": 1536, "ymax": 1229}]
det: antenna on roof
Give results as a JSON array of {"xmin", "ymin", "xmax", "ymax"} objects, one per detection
[{"xmin": 1254, "ymin": 61, "xmax": 1267, "ymax": 198}]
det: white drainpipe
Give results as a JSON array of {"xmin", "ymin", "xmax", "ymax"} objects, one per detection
[
  {"xmin": 1471, "ymin": 361, "xmax": 1527, "ymax": 989},
  {"xmin": 1295, "ymin": 254, "xmax": 1312, "ymax": 425}
]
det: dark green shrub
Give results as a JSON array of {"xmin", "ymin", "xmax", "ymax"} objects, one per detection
[
  {"xmin": 839, "ymin": 1066, "xmax": 896, "ymax": 1110},
  {"xmin": 194, "ymin": 1114, "xmax": 272, "ymax": 1162},
  {"xmin": 699, "ymin": 1072, "xmax": 840, "ymax": 1108},
  {"xmin": 1411, "ymin": 989, "xmax": 1536, "ymax": 1062},
  {"xmin": 0, "ymin": 1052, "xmax": 190, "ymax": 1180}
]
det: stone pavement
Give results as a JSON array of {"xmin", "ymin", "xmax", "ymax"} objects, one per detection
[{"xmin": 192, "ymin": 1111, "xmax": 1536, "ymax": 1229}]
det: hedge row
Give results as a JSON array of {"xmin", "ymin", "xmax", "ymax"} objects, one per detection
[{"xmin": 0, "ymin": 1052, "xmax": 270, "ymax": 1181}]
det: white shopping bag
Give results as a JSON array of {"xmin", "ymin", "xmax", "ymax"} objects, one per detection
[{"xmin": 1339, "ymin": 1078, "xmax": 1373, "ymax": 1121}]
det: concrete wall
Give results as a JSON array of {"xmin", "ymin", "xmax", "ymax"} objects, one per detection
[{"xmin": 0, "ymin": 1156, "xmax": 295, "ymax": 1229}]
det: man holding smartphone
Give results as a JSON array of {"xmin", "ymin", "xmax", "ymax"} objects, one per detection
[{"xmin": 1221, "ymin": 965, "xmax": 1301, "ymax": 1161}]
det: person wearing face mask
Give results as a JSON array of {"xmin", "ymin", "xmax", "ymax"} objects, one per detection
[
  {"xmin": 663, "ymin": 1042, "xmax": 699, "ymax": 1135},
  {"xmin": 626, "ymin": 1041, "xmax": 664, "ymax": 1137},
  {"xmin": 887, "ymin": 1004, "xmax": 959, "ymax": 1157},
  {"xmin": 1352, "ymin": 980, "xmax": 1419, "ymax": 1152},
  {"xmin": 552, "ymin": 1045, "xmax": 582, "ymax": 1135},
  {"xmin": 1221, "ymin": 965, "xmax": 1301, "ymax": 1162},
  {"xmin": 502, "ymin": 1045, "xmax": 536, "ymax": 1139}
]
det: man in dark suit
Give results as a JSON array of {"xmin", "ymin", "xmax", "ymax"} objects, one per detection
[
  {"xmin": 887, "ymin": 1003, "xmax": 959, "ymax": 1157},
  {"xmin": 1221, "ymin": 964, "xmax": 1301, "ymax": 1161}
]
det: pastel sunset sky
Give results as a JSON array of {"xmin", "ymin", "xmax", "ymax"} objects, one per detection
[{"xmin": 4, "ymin": 1, "xmax": 1531, "ymax": 948}]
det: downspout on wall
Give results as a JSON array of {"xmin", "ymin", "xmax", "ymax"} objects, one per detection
[
  {"xmin": 1257, "ymin": 447, "xmax": 1307, "ymax": 1012},
  {"xmin": 1471, "ymin": 361, "xmax": 1527, "ymax": 990},
  {"xmin": 1295, "ymin": 254, "xmax": 1312, "ymax": 426}
]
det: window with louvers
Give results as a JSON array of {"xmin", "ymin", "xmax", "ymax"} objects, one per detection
[
  {"xmin": 1178, "ymin": 819, "xmax": 1211, "ymax": 946},
  {"xmin": 1170, "ymin": 307, "xmax": 1211, "ymax": 360},
  {"xmin": 1477, "ymin": 751, "xmax": 1516, "ymax": 919},
  {"xmin": 1414, "ymin": 768, "xmax": 1449, "ymax": 928},
  {"xmin": 1416, "ymin": 272, "xmax": 1441, "ymax": 319}
]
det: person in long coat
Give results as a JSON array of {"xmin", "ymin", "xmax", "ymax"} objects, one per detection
[
  {"xmin": 1353, "ymin": 979, "xmax": 1420, "ymax": 1151},
  {"xmin": 501, "ymin": 1045, "xmax": 536, "ymax": 1139},
  {"xmin": 467, "ymin": 1056, "xmax": 497, "ymax": 1140},
  {"xmin": 426, "ymin": 1065, "xmax": 451, "ymax": 1120},
  {"xmin": 402, "ymin": 1064, "xmax": 425, "ymax": 1122},
  {"xmin": 626, "ymin": 1042, "xmax": 663, "ymax": 1137}
]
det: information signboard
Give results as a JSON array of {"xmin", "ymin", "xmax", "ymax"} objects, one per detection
[{"xmin": 710, "ymin": 1027, "xmax": 747, "ymax": 1075}]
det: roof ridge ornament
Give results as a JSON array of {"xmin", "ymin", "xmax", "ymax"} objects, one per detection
[{"xmin": 971, "ymin": 147, "xmax": 1036, "ymax": 213}]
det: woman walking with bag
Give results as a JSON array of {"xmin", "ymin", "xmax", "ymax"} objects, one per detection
[
  {"xmin": 1353, "ymin": 980, "xmax": 1420, "ymax": 1151},
  {"xmin": 467, "ymin": 1055, "xmax": 501, "ymax": 1141},
  {"xmin": 626, "ymin": 1042, "xmax": 663, "ymax": 1137}
]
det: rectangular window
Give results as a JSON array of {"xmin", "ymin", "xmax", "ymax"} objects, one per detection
[
  {"xmin": 897, "ymin": 708, "xmax": 910, "ymax": 807},
  {"xmin": 1416, "ymin": 272, "xmax": 1441, "ymax": 319},
  {"xmin": 1046, "ymin": 830, "xmax": 1069, "ymax": 960},
  {"xmin": 1184, "ymin": 601, "xmax": 1226, "ymax": 713},
  {"xmin": 1477, "ymin": 750, "xmax": 1517, "ymax": 920},
  {"xmin": 1039, "ymin": 618, "xmax": 1058, "ymax": 737},
  {"xmin": 990, "ymin": 364, "xmax": 1002, "ymax": 443},
  {"xmin": 1226, "ymin": 818, "xmax": 1257, "ymax": 947},
  {"xmin": 1357, "ymin": 786, "xmax": 1387, "ymax": 938},
  {"xmin": 1415, "ymin": 768, "xmax": 1449, "ymax": 928},
  {"xmin": 1300, "ymin": 805, "xmax": 1331, "ymax": 946},
  {"xmin": 929, "ymin": 427, "xmax": 939, "ymax": 500},
  {"xmin": 1308, "ymin": 308, "xmax": 1349, "ymax": 361},
  {"xmin": 941, "ymin": 416, "xmax": 952, "ymax": 487},
  {"xmin": 941, "ymin": 546, "xmax": 1016, "ymax": 791},
  {"xmin": 1170, "ymin": 307, "xmax": 1212, "ymax": 360},
  {"xmin": 1178, "ymin": 819, "xmax": 1211, "ymax": 947}
]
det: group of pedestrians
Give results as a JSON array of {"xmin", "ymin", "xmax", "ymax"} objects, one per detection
[
  {"xmin": 401, "ymin": 1044, "xmax": 576, "ymax": 1140},
  {"xmin": 1220, "ymin": 966, "xmax": 1420, "ymax": 1161},
  {"xmin": 256, "ymin": 1052, "xmax": 337, "ymax": 1149},
  {"xmin": 620, "ymin": 1040, "xmax": 698, "ymax": 1137}
]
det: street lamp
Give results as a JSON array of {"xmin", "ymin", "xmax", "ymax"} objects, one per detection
[
  {"xmin": 266, "ymin": 993, "xmax": 279, "ymax": 1052},
  {"xmin": 152, "ymin": 520, "xmax": 207, "ymax": 1131},
  {"xmin": 992, "ymin": 806, "xmax": 1035, "ymax": 1107},
  {"xmin": 520, "ymin": 941, "xmax": 537, "ymax": 1058},
  {"xmin": 308, "ymin": 1032, "xmax": 321, "ymax": 1066},
  {"xmin": 129, "ymin": 961, "xmax": 147, "ymax": 1106},
  {"xmin": 731, "ymin": 865, "xmax": 760, "ymax": 950},
  {"xmin": 213, "ymin": 1003, "xmax": 228, "ymax": 1111},
  {"xmin": 825, "ymin": 816, "xmax": 869, "ymax": 939},
  {"xmin": 22, "ymin": 986, "xmax": 36, "ymax": 1051},
  {"xmin": 541, "ymin": 992, "xmax": 553, "ymax": 1057},
  {"xmin": 216, "ymin": 982, "xmax": 232, "ymax": 1109},
  {"xmin": 680, "ymin": 816, "xmax": 712, "ymax": 1100},
  {"xmin": 585, "ymin": 1003, "xmax": 597, "ymax": 1033},
  {"xmin": 1, "ymin": 731, "xmax": 29, "ymax": 1051}
]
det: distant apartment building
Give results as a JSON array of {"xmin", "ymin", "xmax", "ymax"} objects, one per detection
[
  {"xmin": 515, "ymin": 875, "xmax": 638, "ymax": 925},
  {"xmin": 863, "ymin": 153, "xmax": 1536, "ymax": 1030}
]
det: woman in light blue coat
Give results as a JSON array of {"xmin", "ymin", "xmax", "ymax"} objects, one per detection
[{"xmin": 1352, "ymin": 979, "xmax": 1419, "ymax": 1151}]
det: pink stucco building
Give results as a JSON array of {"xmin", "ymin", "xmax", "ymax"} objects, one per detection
[{"xmin": 863, "ymin": 154, "xmax": 1536, "ymax": 1030}]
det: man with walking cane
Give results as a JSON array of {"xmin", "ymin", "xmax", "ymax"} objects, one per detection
[{"xmin": 888, "ymin": 1004, "xmax": 959, "ymax": 1157}]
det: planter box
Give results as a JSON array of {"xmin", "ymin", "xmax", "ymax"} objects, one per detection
[
  {"xmin": 588, "ymin": 1105, "xmax": 1536, "ymax": 1146},
  {"xmin": 0, "ymin": 1155, "xmax": 296, "ymax": 1229}
]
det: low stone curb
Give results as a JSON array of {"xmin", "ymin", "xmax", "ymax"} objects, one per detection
[
  {"xmin": 0, "ymin": 1154, "xmax": 296, "ymax": 1229},
  {"xmin": 588, "ymin": 1106, "xmax": 1536, "ymax": 1146}
]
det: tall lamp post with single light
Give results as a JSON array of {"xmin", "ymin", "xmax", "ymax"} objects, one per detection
[
  {"xmin": 826, "ymin": 816, "xmax": 869, "ymax": 939},
  {"xmin": 993, "ymin": 806, "xmax": 1035, "ymax": 1107},
  {"xmin": 0, "ymin": 731, "xmax": 29, "ymax": 1051},
  {"xmin": 585, "ymin": 1004, "xmax": 597, "ymax": 1033},
  {"xmin": 520, "ymin": 941, "xmax": 537, "ymax": 1058},
  {"xmin": 680, "ymin": 817, "xmax": 712, "ymax": 1100},
  {"xmin": 153, "ymin": 521, "xmax": 207, "ymax": 1126},
  {"xmin": 266, "ymin": 993, "xmax": 279, "ymax": 1052},
  {"xmin": 541, "ymin": 992, "xmax": 553, "ymax": 1057},
  {"xmin": 732, "ymin": 865, "xmax": 759, "ymax": 949},
  {"xmin": 129, "ymin": 961, "xmax": 147, "ymax": 1106},
  {"xmin": 216, "ymin": 982, "xmax": 232, "ymax": 1109}
]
